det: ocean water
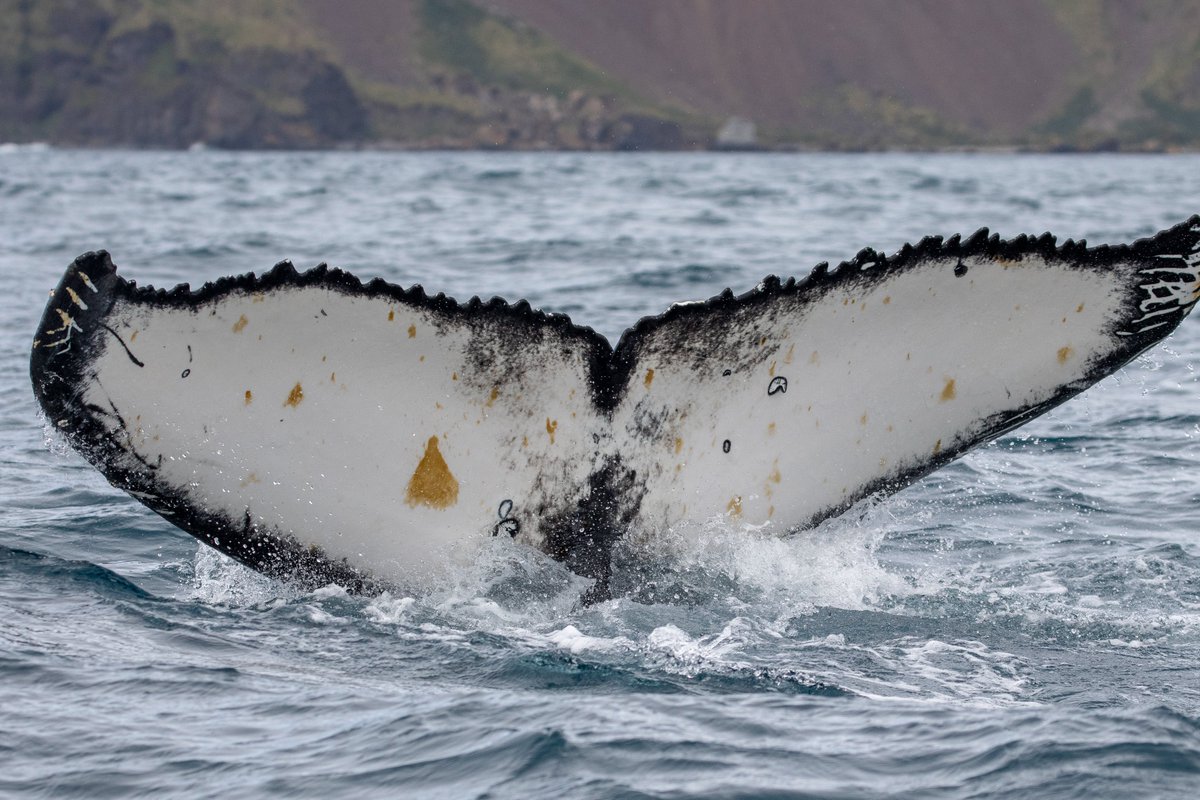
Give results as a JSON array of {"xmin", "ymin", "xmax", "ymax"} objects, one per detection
[{"xmin": 2, "ymin": 148, "xmax": 1200, "ymax": 798}]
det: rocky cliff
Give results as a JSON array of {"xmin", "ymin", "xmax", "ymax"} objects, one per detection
[{"xmin": 2, "ymin": 0, "xmax": 1198, "ymax": 150}]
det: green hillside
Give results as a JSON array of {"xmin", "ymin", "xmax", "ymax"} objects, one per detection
[{"xmin": 1, "ymin": 0, "xmax": 1197, "ymax": 150}]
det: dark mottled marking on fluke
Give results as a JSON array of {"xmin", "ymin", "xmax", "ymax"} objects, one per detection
[{"xmin": 541, "ymin": 459, "xmax": 644, "ymax": 604}]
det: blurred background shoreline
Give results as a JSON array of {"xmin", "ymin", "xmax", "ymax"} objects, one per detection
[{"xmin": 3, "ymin": 0, "xmax": 1199, "ymax": 153}]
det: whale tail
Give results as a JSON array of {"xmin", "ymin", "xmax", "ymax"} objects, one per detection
[{"xmin": 31, "ymin": 217, "xmax": 1200, "ymax": 593}]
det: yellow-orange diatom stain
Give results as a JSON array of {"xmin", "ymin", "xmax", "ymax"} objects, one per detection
[
  {"xmin": 940, "ymin": 378, "xmax": 956, "ymax": 402},
  {"xmin": 404, "ymin": 436, "xmax": 459, "ymax": 509},
  {"xmin": 727, "ymin": 496, "xmax": 743, "ymax": 517},
  {"xmin": 408, "ymin": 324, "xmax": 417, "ymax": 338},
  {"xmin": 232, "ymin": 315, "xmax": 248, "ymax": 333},
  {"xmin": 244, "ymin": 390, "xmax": 253, "ymax": 405},
  {"xmin": 1057, "ymin": 346, "xmax": 1074, "ymax": 364},
  {"xmin": 546, "ymin": 418, "xmax": 558, "ymax": 444},
  {"xmin": 284, "ymin": 382, "xmax": 304, "ymax": 407},
  {"xmin": 644, "ymin": 368, "xmax": 655, "ymax": 388}
]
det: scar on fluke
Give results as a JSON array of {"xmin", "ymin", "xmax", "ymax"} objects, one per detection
[
  {"xmin": 65, "ymin": 286, "xmax": 88, "ymax": 309},
  {"xmin": 404, "ymin": 436, "xmax": 459, "ymax": 509}
]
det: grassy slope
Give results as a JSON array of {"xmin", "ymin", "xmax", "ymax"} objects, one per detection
[
  {"xmin": 0, "ymin": 0, "xmax": 1196, "ymax": 148},
  {"xmin": 1040, "ymin": 0, "xmax": 1200, "ymax": 147}
]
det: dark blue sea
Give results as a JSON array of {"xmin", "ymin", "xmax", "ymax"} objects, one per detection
[{"xmin": 3, "ymin": 148, "xmax": 1200, "ymax": 798}]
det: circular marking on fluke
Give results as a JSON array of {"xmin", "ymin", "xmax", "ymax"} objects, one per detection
[
  {"xmin": 493, "ymin": 499, "xmax": 520, "ymax": 537},
  {"xmin": 180, "ymin": 369, "xmax": 191, "ymax": 379},
  {"xmin": 767, "ymin": 376, "xmax": 788, "ymax": 396},
  {"xmin": 722, "ymin": 369, "xmax": 732, "ymax": 377},
  {"xmin": 722, "ymin": 439, "xmax": 731, "ymax": 453},
  {"xmin": 405, "ymin": 436, "xmax": 459, "ymax": 509}
]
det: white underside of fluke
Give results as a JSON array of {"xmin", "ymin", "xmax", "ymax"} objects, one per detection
[
  {"xmin": 618, "ymin": 256, "xmax": 1126, "ymax": 536},
  {"xmin": 86, "ymin": 287, "xmax": 606, "ymax": 577},
  {"xmin": 31, "ymin": 218, "xmax": 1200, "ymax": 589}
]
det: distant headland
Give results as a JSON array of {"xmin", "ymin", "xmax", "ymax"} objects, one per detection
[{"xmin": 3, "ymin": 0, "xmax": 1198, "ymax": 152}]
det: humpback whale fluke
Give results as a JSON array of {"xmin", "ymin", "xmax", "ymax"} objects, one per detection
[{"xmin": 30, "ymin": 217, "xmax": 1200, "ymax": 595}]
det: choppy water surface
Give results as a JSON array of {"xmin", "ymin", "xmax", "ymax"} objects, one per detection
[{"xmin": 3, "ymin": 149, "xmax": 1200, "ymax": 798}]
